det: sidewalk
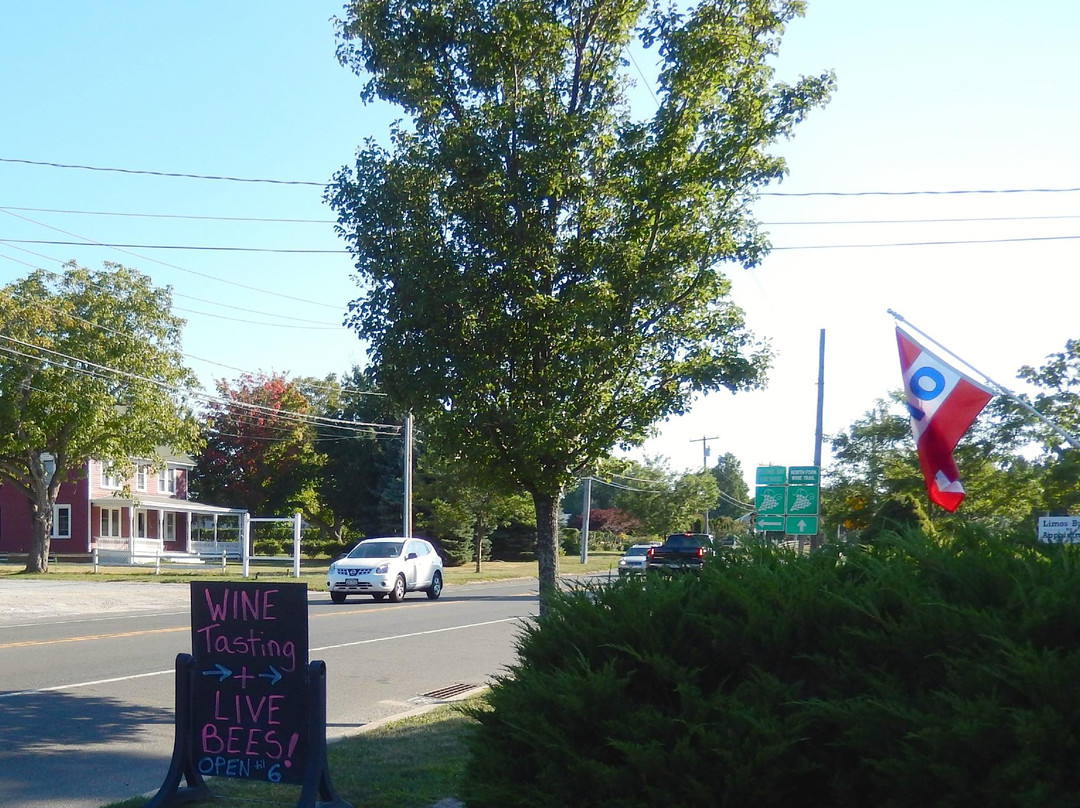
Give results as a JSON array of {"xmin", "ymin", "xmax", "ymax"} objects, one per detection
[{"xmin": 0, "ymin": 578, "xmax": 191, "ymax": 625}]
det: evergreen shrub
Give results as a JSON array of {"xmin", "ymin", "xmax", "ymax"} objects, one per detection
[{"xmin": 462, "ymin": 530, "xmax": 1080, "ymax": 808}]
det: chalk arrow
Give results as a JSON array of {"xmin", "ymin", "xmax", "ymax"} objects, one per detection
[
  {"xmin": 202, "ymin": 663, "xmax": 232, "ymax": 682},
  {"xmin": 259, "ymin": 666, "xmax": 283, "ymax": 686}
]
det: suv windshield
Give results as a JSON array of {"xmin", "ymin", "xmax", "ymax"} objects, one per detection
[{"xmin": 349, "ymin": 542, "xmax": 402, "ymax": 559}]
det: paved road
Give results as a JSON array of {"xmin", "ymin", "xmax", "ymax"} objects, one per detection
[{"xmin": 0, "ymin": 577, "xmax": 539, "ymax": 808}]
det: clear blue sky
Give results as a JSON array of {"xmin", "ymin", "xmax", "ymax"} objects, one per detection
[{"xmin": 2, "ymin": 1, "xmax": 1078, "ymax": 490}]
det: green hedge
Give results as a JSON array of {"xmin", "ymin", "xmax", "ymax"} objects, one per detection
[{"xmin": 462, "ymin": 530, "xmax": 1080, "ymax": 807}]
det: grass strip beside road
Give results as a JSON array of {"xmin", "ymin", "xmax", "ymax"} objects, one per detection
[
  {"xmin": 0, "ymin": 552, "xmax": 622, "ymax": 588},
  {"xmin": 101, "ymin": 697, "xmax": 483, "ymax": 808}
]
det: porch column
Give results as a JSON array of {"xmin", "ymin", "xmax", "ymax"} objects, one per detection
[{"xmin": 186, "ymin": 512, "xmax": 193, "ymax": 553}]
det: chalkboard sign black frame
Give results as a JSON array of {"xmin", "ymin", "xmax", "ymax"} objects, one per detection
[{"xmin": 144, "ymin": 582, "xmax": 351, "ymax": 808}]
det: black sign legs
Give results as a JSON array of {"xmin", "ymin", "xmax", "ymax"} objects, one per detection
[
  {"xmin": 297, "ymin": 661, "xmax": 351, "ymax": 808},
  {"xmin": 144, "ymin": 654, "xmax": 211, "ymax": 808},
  {"xmin": 145, "ymin": 656, "xmax": 352, "ymax": 808}
]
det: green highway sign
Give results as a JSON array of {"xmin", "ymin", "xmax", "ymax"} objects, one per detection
[
  {"xmin": 788, "ymin": 465, "xmax": 820, "ymax": 485},
  {"xmin": 785, "ymin": 515, "xmax": 819, "ymax": 535},
  {"xmin": 755, "ymin": 466, "xmax": 787, "ymax": 485},
  {"xmin": 755, "ymin": 515, "xmax": 784, "ymax": 531},
  {"xmin": 755, "ymin": 485, "xmax": 786, "ymax": 515},
  {"xmin": 786, "ymin": 485, "xmax": 820, "ymax": 515}
]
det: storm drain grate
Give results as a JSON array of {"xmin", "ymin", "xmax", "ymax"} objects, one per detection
[{"xmin": 416, "ymin": 683, "xmax": 479, "ymax": 702}]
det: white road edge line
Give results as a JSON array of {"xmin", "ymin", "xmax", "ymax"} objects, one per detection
[{"xmin": 0, "ymin": 616, "xmax": 526, "ymax": 700}]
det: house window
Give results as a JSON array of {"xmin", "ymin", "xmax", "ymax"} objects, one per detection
[
  {"xmin": 136, "ymin": 465, "xmax": 148, "ymax": 492},
  {"xmin": 165, "ymin": 512, "xmax": 176, "ymax": 541},
  {"xmin": 101, "ymin": 462, "xmax": 121, "ymax": 490},
  {"xmin": 158, "ymin": 467, "xmax": 176, "ymax": 495},
  {"xmin": 100, "ymin": 507, "xmax": 122, "ymax": 538},
  {"xmin": 42, "ymin": 453, "xmax": 56, "ymax": 484},
  {"xmin": 52, "ymin": 505, "xmax": 71, "ymax": 539}
]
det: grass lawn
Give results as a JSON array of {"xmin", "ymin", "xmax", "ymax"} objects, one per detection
[
  {"xmin": 0, "ymin": 552, "xmax": 622, "ymax": 588},
  {"xmin": 100, "ymin": 697, "xmax": 484, "ymax": 808}
]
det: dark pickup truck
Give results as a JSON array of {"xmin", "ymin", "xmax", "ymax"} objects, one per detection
[{"xmin": 645, "ymin": 533, "xmax": 713, "ymax": 572}]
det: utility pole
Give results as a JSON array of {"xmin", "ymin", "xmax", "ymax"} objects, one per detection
[
  {"xmin": 813, "ymin": 329, "xmax": 825, "ymax": 551},
  {"xmin": 814, "ymin": 328, "xmax": 825, "ymax": 467},
  {"xmin": 403, "ymin": 412, "xmax": 413, "ymax": 538},
  {"xmin": 579, "ymin": 475, "xmax": 592, "ymax": 563},
  {"xmin": 691, "ymin": 435, "xmax": 719, "ymax": 534}
]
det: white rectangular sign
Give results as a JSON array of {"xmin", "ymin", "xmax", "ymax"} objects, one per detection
[{"xmin": 1037, "ymin": 516, "xmax": 1080, "ymax": 544}]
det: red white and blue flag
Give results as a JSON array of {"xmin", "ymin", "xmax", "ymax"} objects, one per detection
[{"xmin": 896, "ymin": 327, "xmax": 994, "ymax": 512}]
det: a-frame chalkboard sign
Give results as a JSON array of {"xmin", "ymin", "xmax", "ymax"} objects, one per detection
[{"xmin": 144, "ymin": 581, "xmax": 351, "ymax": 808}]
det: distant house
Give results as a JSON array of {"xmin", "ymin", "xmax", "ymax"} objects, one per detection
[{"xmin": 0, "ymin": 448, "xmax": 246, "ymax": 562}]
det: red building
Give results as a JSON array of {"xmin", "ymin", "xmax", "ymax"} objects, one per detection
[{"xmin": 0, "ymin": 448, "xmax": 246, "ymax": 562}]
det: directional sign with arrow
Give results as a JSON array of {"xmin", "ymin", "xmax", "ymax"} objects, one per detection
[{"xmin": 785, "ymin": 515, "xmax": 819, "ymax": 535}]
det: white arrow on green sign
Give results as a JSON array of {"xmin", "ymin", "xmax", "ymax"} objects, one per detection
[
  {"xmin": 785, "ymin": 515, "xmax": 819, "ymax": 535},
  {"xmin": 755, "ymin": 515, "xmax": 784, "ymax": 531}
]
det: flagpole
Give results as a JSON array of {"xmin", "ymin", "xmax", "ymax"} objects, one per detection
[{"xmin": 888, "ymin": 309, "xmax": 1080, "ymax": 451}]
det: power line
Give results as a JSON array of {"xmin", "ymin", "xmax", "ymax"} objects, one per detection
[
  {"xmin": 0, "ymin": 205, "xmax": 334, "ymax": 224},
  {"xmin": 10, "ymin": 204, "xmax": 1080, "ymax": 230},
  {"xmin": 771, "ymin": 234, "xmax": 1080, "ymax": 251},
  {"xmin": 0, "ymin": 158, "xmax": 325, "ymax": 186},
  {"xmin": 761, "ymin": 186, "xmax": 1080, "ymax": 198},
  {"xmin": 6, "ymin": 156, "xmax": 1080, "ymax": 198},
  {"xmin": 0, "ymin": 208, "xmax": 344, "ymax": 310},
  {"xmin": 0, "ymin": 336, "xmax": 400, "ymax": 436},
  {"xmin": 0, "ymin": 238, "xmax": 348, "ymax": 255},
  {"xmin": 764, "ymin": 213, "xmax": 1080, "ymax": 226},
  {"xmin": 0, "ymin": 246, "xmax": 343, "ymax": 329}
]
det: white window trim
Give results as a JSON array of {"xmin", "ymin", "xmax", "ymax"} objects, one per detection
[
  {"xmin": 158, "ymin": 467, "xmax": 176, "ymax": 495},
  {"xmin": 52, "ymin": 504, "xmax": 71, "ymax": 539},
  {"xmin": 100, "ymin": 461, "xmax": 121, "ymax": 490},
  {"xmin": 135, "ymin": 465, "xmax": 148, "ymax": 492},
  {"xmin": 100, "ymin": 507, "xmax": 122, "ymax": 538}
]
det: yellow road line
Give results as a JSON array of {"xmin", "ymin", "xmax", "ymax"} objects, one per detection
[{"xmin": 0, "ymin": 625, "xmax": 188, "ymax": 650}]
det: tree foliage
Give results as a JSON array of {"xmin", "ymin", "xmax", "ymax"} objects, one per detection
[
  {"xmin": 192, "ymin": 373, "xmax": 321, "ymax": 515},
  {"xmin": 0, "ymin": 264, "xmax": 199, "ymax": 572},
  {"xmin": 710, "ymin": 451, "xmax": 752, "ymax": 520},
  {"xmin": 329, "ymin": 0, "xmax": 833, "ymax": 603}
]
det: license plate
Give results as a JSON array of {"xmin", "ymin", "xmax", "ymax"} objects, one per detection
[{"xmin": 345, "ymin": 578, "xmax": 358, "ymax": 586}]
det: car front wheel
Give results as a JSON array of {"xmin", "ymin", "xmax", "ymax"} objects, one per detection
[
  {"xmin": 371, "ymin": 593, "xmax": 386, "ymax": 601},
  {"xmin": 426, "ymin": 571, "xmax": 443, "ymax": 600},
  {"xmin": 330, "ymin": 591, "xmax": 346, "ymax": 604},
  {"xmin": 389, "ymin": 574, "xmax": 407, "ymax": 603}
]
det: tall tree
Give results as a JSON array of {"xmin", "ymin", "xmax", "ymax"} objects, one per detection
[
  {"xmin": 317, "ymin": 367, "xmax": 408, "ymax": 539},
  {"xmin": 0, "ymin": 264, "xmax": 199, "ymax": 573},
  {"xmin": 192, "ymin": 373, "xmax": 322, "ymax": 516},
  {"xmin": 415, "ymin": 451, "xmax": 534, "ymax": 569},
  {"xmin": 709, "ymin": 451, "xmax": 752, "ymax": 520},
  {"xmin": 329, "ymin": 0, "xmax": 832, "ymax": 605}
]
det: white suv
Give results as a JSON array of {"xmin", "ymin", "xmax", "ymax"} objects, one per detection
[
  {"xmin": 617, "ymin": 543, "xmax": 661, "ymax": 577},
  {"xmin": 327, "ymin": 537, "xmax": 443, "ymax": 603}
]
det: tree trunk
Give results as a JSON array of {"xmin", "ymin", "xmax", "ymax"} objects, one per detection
[
  {"xmin": 25, "ymin": 500, "xmax": 52, "ymax": 573},
  {"xmin": 533, "ymin": 491, "xmax": 561, "ymax": 615}
]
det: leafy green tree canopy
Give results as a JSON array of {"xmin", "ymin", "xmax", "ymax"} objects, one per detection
[
  {"xmin": 0, "ymin": 264, "xmax": 199, "ymax": 572},
  {"xmin": 328, "ymin": 0, "xmax": 833, "ymax": 602}
]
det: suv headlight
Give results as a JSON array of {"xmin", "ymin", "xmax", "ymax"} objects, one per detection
[
  {"xmin": 328, "ymin": 563, "xmax": 338, "ymax": 574},
  {"xmin": 375, "ymin": 563, "xmax": 390, "ymax": 574}
]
